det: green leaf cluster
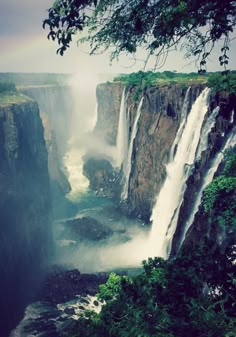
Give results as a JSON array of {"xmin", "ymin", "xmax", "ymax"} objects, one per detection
[
  {"xmin": 44, "ymin": 1, "xmax": 236, "ymax": 70},
  {"xmin": 65, "ymin": 245, "xmax": 235, "ymax": 337},
  {"xmin": 203, "ymin": 145, "xmax": 236, "ymax": 231},
  {"xmin": 207, "ymin": 72, "xmax": 236, "ymax": 94}
]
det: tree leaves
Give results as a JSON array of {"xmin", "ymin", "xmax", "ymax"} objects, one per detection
[{"xmin": 43, "ymin": 0, "xmax": 236, "ymax": 69}]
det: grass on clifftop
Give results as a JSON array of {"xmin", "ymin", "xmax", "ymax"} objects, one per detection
[
  {"xmin": 113, "ymin": 70, "xmax": 236, "ymax": 92},
  {"xmin": 0, "ymin": 81, "xmax": 34, "ymax": 107},
  {"xmin": 0, "ymin": 93, "xmax": 33, "ymax": 107}
]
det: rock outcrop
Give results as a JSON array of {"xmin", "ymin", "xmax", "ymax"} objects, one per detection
[
  {"xmin": 0, "ymin": 95, "xmax": 52, "ymax": 336},
  {"xmin": 83, "ymin": 157, "xmax": 121, "ymax": 199}
]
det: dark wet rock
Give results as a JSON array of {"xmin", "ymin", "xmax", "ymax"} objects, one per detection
[
  {"xmin": 83, "ymin": 157, "xmax": 121, "ymax": 199},
  {"xmin": 61, "ymin": 216, "xmax": 113, "ymax": 241},
  {"xmin": 39, "ymin": 268, "xmax": 108, "ymax": 305},
  {"xmin": 64, "ymin": 307, "xmax": 76, "ymax": 315}
]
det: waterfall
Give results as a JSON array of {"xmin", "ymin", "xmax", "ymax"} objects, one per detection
[
  {"xmin": 150, "ymin": 88, "xmax": 210, "ymax": 258},
  {"xmin": 179, "ymin": 127, "xmax": 236, "ymax": 248},
  {"xmin": 116, "ymin": 88, "xmax": 129, "ymax": 168},
  {"xmin": 122, "ymin": 97, "xmax": 144, "ymax": 200},
  {"xmin": 196, "ymin": 106, "xmax": 219, "ymax": 159},
  {"xmin": 230, "ymin": 109, "xmax": 234, "ymax": 124},
  {"xmin": 169, "ymin": 87, "xmax": 191, "ymax": 161}
]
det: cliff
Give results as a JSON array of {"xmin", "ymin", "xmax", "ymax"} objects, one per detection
[
  {"xmin": 20, "ymin": 85, "xmax": 74, "ymax": 155},
  {"xmin": 94, "ymin": 82, "xmax": 124, "ymax": 145},
  {"xmin": 0, "ymin": 94, "xmax": 52, "ymax": 336},
  {"xmin": 40, "ymin": 111, "xmax": 71, "ymax": 217},
  {"xmin": 123, "ymin": 84, "xmax": 204, "ymax": 221},
  {"xmin": 87, "ymin": 81, "xmax": 235, "ymax": 253},
  {"xmin": 92, "ymin": 83, "xmax": 204, "ymax": 221}
]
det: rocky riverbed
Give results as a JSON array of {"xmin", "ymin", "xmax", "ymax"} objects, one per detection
[{"xmin": 11, "ymin": 267, "xmax": 108, "ymax": 337}]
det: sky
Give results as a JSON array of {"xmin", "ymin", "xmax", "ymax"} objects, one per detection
[{"xmin": 0, "ymin": 0, "xmax": 236, "ymax": 75}]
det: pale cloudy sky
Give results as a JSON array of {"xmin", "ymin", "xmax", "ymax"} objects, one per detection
[{"xmin": 0, "ymin": 0, "xmax": 236, "ymax": 74}]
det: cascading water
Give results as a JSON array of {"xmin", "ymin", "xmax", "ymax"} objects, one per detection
[
  {"xmin": 169, "ymin": 87, "xmax": 191, "ymax": 161},
  {"xmin": 122, "ymin": 97, "xmax": 144, "ymax": 200},
  {"xmin": 150, "ymin": 88, "xmax": 210, "ymax": 258},
  {"xmin": 179, "ymin": 127, "xmax": 236, "ymax": 248},
  {"xmin": 195, "ymin": 106, "xmax": 220, "ymax": 159},
  {"xmin": 63, "ymin": 73, "xmax": 99, "ymax": 200},
  {"xmin": 116, "ymin": 88, "xmax": 129, "ymax": 168}
]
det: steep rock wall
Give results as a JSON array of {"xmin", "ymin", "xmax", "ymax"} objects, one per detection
[
  {"xmin": 94, "ymin": 83, "xmax": 204, "ymax": 221},
  {"xmin": 0, "ymin": 97, "xmax": 52, "ymax": 336},
  {"xmin": 124, "ymin": 84, "xmax": 204, "ymax": 221},
  {"xmin": 40, "ymin": 111, "xmax": 71, "ymax": 217},
  {"xmin": 20, "ymin": 85, "xmax": 74, "ymax": 155},
  {"xmin": 94, "ymin": 82, "xmax": 124, "ymax": 145}
]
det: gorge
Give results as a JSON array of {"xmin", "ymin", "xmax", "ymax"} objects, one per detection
[{"xmin": 0, "ymin": 72, "xmax": 235, "ymax": 336}]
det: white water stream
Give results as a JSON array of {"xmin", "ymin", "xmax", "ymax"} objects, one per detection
[
  {"xmin": 150, "ymin": 88, "xmax": 210, "ymax": 258},
  {"xmin": 122, "ymin": 97, "xmax": 144, "ymax": 200},
  {"xmin": 179, "ymin": 127, "xmax": 236, "ymax": 247},
  {"xmin": 116, "ymin": 88, "xmax": 129, "ymax": 168}
]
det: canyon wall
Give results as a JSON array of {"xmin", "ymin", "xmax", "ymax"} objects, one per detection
[
  {"xmin": 93, "ymin": 83, "xmax": 204, "ymax": 221},
  {"xmin": 20, "ymin": 85, "xmax": 74, "ymax": 155},
  {"xmin": 20, "ymin": 86, "xmax": 73, "ymax": 217},
  {"xmin": 87, "ymin": 82, "xmax": 235, "ymax": 253},
  {"xmin": 0, "ymin": 95, "xmax": 52, "ymax": 336}
]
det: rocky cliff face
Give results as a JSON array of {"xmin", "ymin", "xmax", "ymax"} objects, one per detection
[
  {"xmin": 20, "ymin": 85, "xmax": 74, "ymax": 155},
  {"xmin": 123, "ymin": 84, "xmax": 204, "ymax": 221},
  {"xmin": 93, "ymin": 83, "xmax": 204, "ymax": 221},
  {"xmin": 40, "ymin": 111, "xmax": 71, "ymax": 217},
  {"xmin": 0, "ymin": 96, "xmax": 52, "ymax": 336},
  {"xmin": 94, "ymin": 82, "xmax": 124, "ymax": 145},
  {"xmin": 85, "ymin": 82, "xmax": 235, "ymax": 256}
]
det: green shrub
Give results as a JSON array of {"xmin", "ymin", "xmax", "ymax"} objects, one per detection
[{"xmin": 207, "ymin": 72, "xmax": 236, "ymax": 94}]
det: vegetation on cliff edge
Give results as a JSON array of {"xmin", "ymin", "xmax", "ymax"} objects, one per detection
[{"xmin": 0, "ymin": 82, "xmax": 33, "ymax": 106}]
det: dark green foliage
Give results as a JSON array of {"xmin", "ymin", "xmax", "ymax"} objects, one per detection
[
  {"xmin": 0, "ymin": 81, "xmax": 16, "ymax": 93},
  {"xmin": 114, "ymin": 70, "xmax": 206, "ymax": 86},
  {"xmin": 207, "ymin": 72, "xmax": 236, "ymax": 94},
  {"xmin": 113, "ymin": 70, "xmax": 206, "ymax": 101},
  {"xmin": 65, "ymin": 243, "xmax": 236, "ymax": 337},
  {"xmin": 203, "ymin": 146, "xmax": 236, "ymax": 232},
  {"xmin": 44, "ymin": 1, "xmax": 236, "ymax": 70}
]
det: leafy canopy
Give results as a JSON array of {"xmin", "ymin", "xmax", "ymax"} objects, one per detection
[{"xmin": 43, "ymin": 0, "xmax": 236, "ymax": 71}]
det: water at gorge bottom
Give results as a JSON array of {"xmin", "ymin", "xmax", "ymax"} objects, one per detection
[{"xmin": 10, "ymin": 148, "xmax": 150, "ymax": 337}]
